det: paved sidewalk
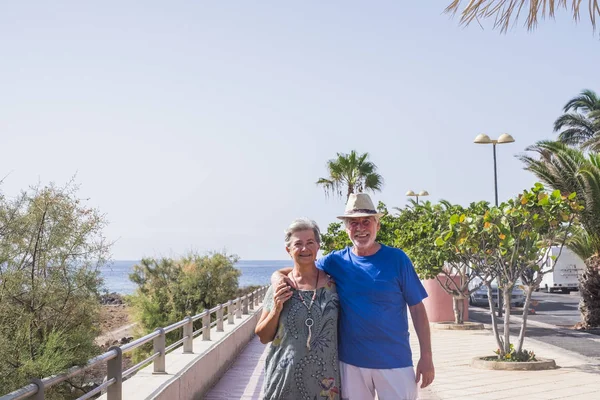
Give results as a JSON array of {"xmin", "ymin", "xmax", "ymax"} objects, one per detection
[
  {"xmin": 419, "ymin": 326, "xmax": 600, "ymax": 399},
  {"xmin": 205, "ymin": 324, "xmax": 600, "ymax": 399}
]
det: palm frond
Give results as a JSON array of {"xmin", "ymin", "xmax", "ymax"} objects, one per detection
[
  {"xmin": 563, "ymin": 89, "xmax": 600, "ymax": 113},
  {"xmin": 520, "ymin": 141, "xmax": 600, "ymax": 254},
  {"xmin": 445, "ymin": 1, "xmax": 600, "ymax": 32},
  {"xmin": 363, "ymin": 173, "xmax": 383, "ymax": 192},
  {"xmin": 567, "ymin": 227, "xmax": 595, "ymax": 260},
  {"xmin": 553, "ymin": 90, "xmax": 600, "ymax": 148}
]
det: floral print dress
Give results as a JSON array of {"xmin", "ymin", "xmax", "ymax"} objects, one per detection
[{"xmin": 262, "ymin": 277, "xmax": 340, "ymax": 400}]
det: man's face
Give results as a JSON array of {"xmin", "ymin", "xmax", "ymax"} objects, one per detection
[{"xmin": 345, "ymin": 216, "xmax": 380, "ymax": 250}]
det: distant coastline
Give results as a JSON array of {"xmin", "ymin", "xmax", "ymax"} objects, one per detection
[{"xmin": 100, "ymin": 259, "xmax": 290, "ymax": 295}]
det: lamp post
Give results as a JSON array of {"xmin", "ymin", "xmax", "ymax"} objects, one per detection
[
  {"xmin": 406, "ymin": 190, "xmax": 429, "ymax": 205},
  {"xmin": 474, "ymin": 133, "xmax": 515, "ymax": 317},
  {"xmin": 473, "ymin": 133, "xmax": 515, "ymax": 206}
]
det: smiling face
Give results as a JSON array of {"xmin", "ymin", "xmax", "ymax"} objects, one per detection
[
  {"xmin": 286, "ymin": 229, "xmax": 320, "ymax": 267},
  {"xmin": 344, "ymin": 216, "xmax": 380, "ymax": 252}
]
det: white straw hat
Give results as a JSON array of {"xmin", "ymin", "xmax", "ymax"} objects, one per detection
[{"xmin": 337, "ymin": 193, "xmax": 384, "ymax": 220}]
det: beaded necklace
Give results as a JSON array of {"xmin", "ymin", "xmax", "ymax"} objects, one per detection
[{"xmin": 290, "ymin": 268, "xmax": 320, "ymax": 350}]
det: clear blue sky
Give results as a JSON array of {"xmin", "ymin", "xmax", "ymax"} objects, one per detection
[{"xmin": 1, "ymin": 1, "xmax": 599, "ymax": 260}]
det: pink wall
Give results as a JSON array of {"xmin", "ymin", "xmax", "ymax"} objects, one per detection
[{"xmin": 421, "ymin": 276, "xmax": 469, "ymax": 323}]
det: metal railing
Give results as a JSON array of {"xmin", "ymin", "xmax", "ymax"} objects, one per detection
[{"xmin": 1, "ymin": 286, "xmax": 268, "ymax": 400}]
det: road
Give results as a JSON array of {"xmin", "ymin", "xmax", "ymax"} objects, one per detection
[
  {"xmin": 468, "ymin": 290, "xmax": 600, "ymax": 360},
  {"xmin": 470, "ymin": 290, "xmax": 581, "ymax": 327},
  {"xmin": 526, "ymin": 291, "xmax": 582, "ymax": 327}
]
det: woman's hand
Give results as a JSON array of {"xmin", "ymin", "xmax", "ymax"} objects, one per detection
[{"xmin": 272, "ymin": 281, "xmax": 293, "ymax": 312}]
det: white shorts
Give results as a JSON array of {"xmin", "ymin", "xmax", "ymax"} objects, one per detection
[{"xmin": 340, "ymin": 361, "xmax": 418, "ymax": 400}]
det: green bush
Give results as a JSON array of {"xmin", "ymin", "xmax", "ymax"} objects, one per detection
[
  {"xmin": 0, "ymin": 182, "xmax": 110, "ymax": 398},
  {"xmin": 128, "ymin": 252, "xmax": 241, "ymax": 361}
]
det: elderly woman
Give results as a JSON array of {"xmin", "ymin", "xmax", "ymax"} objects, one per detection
[{"xmin": 255, "ymin": 218, "xmax": 340, "ymax": 400}]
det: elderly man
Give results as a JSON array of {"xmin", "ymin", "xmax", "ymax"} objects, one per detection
[{"xmin": 272, "ymin": 193, "xmax": 434, "ymax": 400}]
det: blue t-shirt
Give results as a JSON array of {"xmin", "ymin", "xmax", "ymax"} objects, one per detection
[{"xmin": 316, "ymin": 244, "xmax": 428, "ymax": 369}]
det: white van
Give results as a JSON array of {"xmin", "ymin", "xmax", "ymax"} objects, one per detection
[{"xmin": 538, "ymin": 247, "xmax": 586, "ymax": 293}]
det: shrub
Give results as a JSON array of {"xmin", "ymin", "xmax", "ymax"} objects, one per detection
[
  {"xmin": 128, "ymin": 251, "xmax": 241, "ymax": 361},
  {"xmin": 0, "ymin": 182, "xmax": 110, "ymax": 398}
]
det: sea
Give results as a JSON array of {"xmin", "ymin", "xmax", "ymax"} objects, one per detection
[{"xmin": 100, "ymin": 260, "xmax": 290, "ymax": 295}]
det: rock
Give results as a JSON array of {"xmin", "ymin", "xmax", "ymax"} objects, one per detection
[
  {"xmin": 120, "ymin": 336, "xmax": 133, "ymax": 345},
  {"xmin": 82, "ymin": 382, "xmax": 99, "ymax": 390},
  {"xmin": 100, "ymin": 292, "xmax": 125, "ymax": 305}
]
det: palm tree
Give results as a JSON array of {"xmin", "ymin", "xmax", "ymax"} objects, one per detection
[
  {"xmin": 519, "ymin": 141, "xmax": 600, "ymax": 328},
  {"xmin": 445, "ymin": 1, "xmax": 600, "ymax": 32},
  {"xmin": 567, "ymin": 227, "xmax": 595, "ymax": 261},
  {"xmin": 554, "ymin": 90, "xmax": 600, "ymax": 149},
  {"xmin": 316, "ymin": 150, "xmax": 383, "ymax": 200}
]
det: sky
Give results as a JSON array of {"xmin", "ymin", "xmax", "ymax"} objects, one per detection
[{"xmin": 1, "ymin": 1, "xmax": 599, "ymax": 261}]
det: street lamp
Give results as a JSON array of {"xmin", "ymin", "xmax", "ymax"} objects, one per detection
[
  {"xmin": 406, "ymin": 190, "xmax": 429, "ymax": 205},
  {"xmin": 474, "ymin": 133, "xmax": 515, "ymax": 206},
  {"xmin": 474, "ymin": 133, "xmax": 514, "ymax": 318}
]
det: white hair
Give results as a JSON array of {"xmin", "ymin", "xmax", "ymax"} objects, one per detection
[{"xmin": 284, "ymin": 218, "xmax": 321, "ymax": 247}]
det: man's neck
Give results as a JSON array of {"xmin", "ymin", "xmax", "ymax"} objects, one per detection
[{"xmin": 352, "ymin": 242, "xmax": 381, "ymax": 257}]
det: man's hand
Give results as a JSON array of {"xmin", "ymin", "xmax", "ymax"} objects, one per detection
[
  {"xmin": 415, "ymin": 353, "xmax": 434, "ymax": 388},
  {"xmin": 270, "ymin": 267, "xmax": 296, "ymax": 289},
  {"xmin": 272, "ymin": 281, "xmax": 293, "ymax": 312},
  {"xmin": 409, "ymin": 302, "xmax": 434, "ymax": 389}
]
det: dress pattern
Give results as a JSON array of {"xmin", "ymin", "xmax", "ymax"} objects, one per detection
[{"xmin": 262, "ymin": 278, "xmax": 340, "ymax": 400}]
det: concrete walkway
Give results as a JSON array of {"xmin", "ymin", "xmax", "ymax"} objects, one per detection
[{"xmin": 205, "ymin": 323, "xmax": 600, "ymax": 399}]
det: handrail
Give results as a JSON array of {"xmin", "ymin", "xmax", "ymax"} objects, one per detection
[{"xmin": 0, "ymin": 285, "xmax": 269, "ymax": 400}]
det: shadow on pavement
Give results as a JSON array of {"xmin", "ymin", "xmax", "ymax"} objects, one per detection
[
  {"xmin": 559, "ymin": 363, "xmax": 600, "ymax": 375},
  {"xmin": 468, "ymin": 307, "xmax": 600, "ymax": 359}
]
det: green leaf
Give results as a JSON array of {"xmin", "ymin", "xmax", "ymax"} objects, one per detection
[
  {"xmin": 449, "ymin": 214, "xmax": 459, "ymax": 226},
  {"xmin": 435, "ymin": 237, "xmax": 445, "ymax": 247},
  {"xmin": 568, "ymin": 192, "xmax": 576, "ymax": 200}
]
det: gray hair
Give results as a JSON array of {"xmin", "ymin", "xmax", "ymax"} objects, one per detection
[{"xmin": 284, "ymin": 218, "xmax": 321, "ymax": 247}]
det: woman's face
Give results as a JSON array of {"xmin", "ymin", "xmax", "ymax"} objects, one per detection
[{"xmin": 286, "ymin": 229, "xmax": 319, "ymax": 266}]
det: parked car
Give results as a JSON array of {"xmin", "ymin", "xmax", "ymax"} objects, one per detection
[{"xmin": 468, "ymin": 279, "xmax": 525, "ymax": 308}]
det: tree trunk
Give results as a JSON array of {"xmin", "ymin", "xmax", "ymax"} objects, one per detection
[
  {"xmin": 346, "ymin": 185, "xmax": 354, "ymax": 200},
  {"xmin": 580, "ymin": 255, "xmax": 600, "ymax": 328},
  {"xmin": 503, "ymin": 287, "xmax": 512, "ymax": 355},
  {"xmin": 497, "ymin": 291, "xmax": 503, "ymax": 318},
  {"xmin": 453, "ymin": 296, "xmax": 464, "ymax": 324},
  {"xmin": 516, "ymin": 286, "xmax": 535, "ymax": 353},
  {"xmin": 487, "ymin": 285, "xmax": 504, "ymax": 354}
]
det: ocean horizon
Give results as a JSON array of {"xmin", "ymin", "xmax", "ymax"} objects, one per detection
[{"xmin": 100, "ymin": 259, "xmax": 290, "ymax": 295}]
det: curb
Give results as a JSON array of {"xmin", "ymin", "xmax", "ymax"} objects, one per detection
[
  {"xmin": 431, "ymin": 321, "xmax": 484, "ymax": 330},
  {"xmin": 471, "ymin": 356, "xmax": 557, "ymax": 371}
]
